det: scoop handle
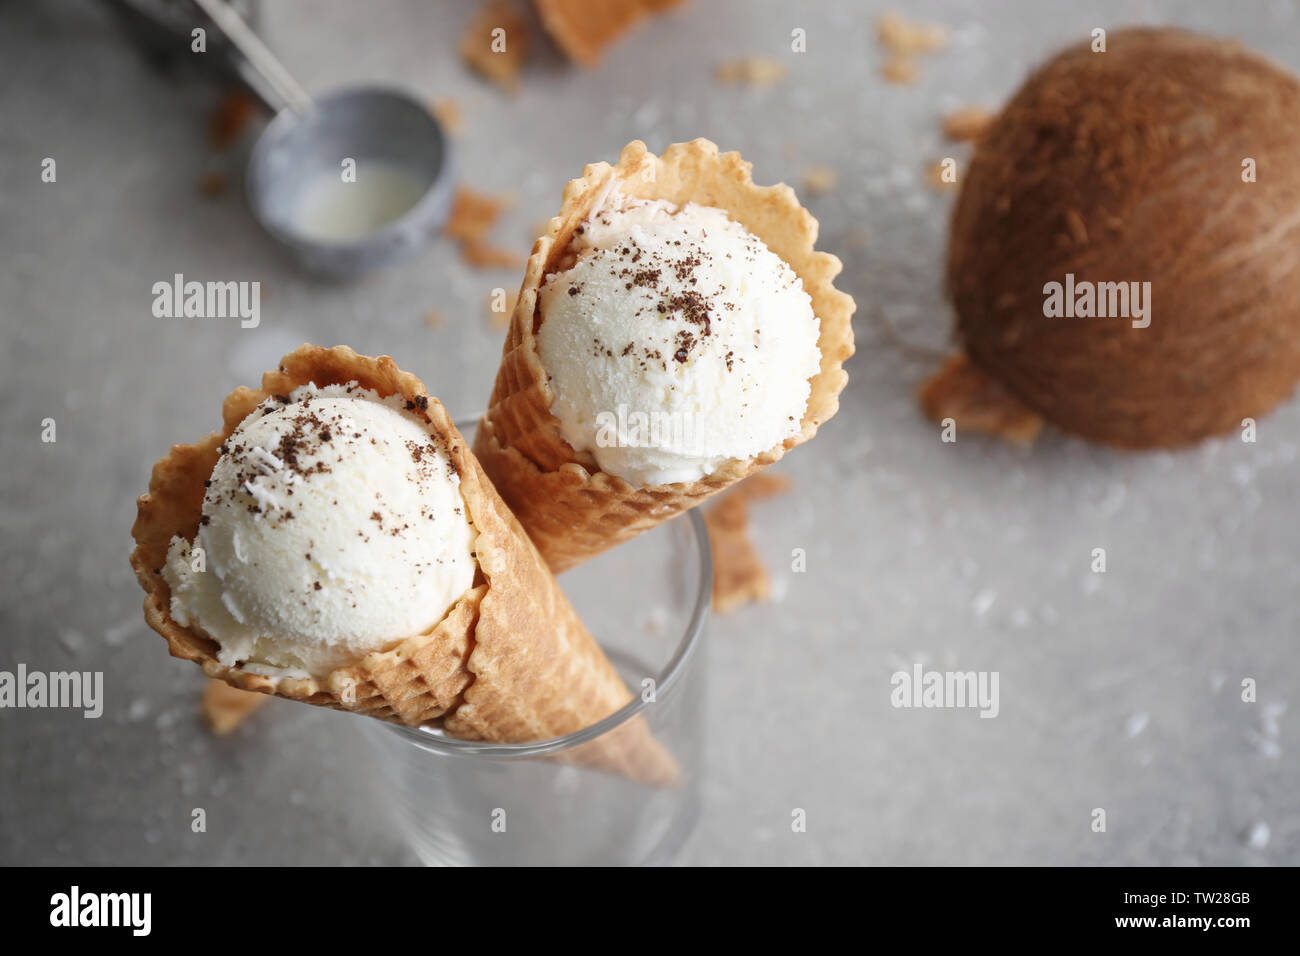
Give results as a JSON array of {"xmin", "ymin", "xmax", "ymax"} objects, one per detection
[{"xmin": 192, "ymin": 0, "xmax": 314, "ymax": 116}]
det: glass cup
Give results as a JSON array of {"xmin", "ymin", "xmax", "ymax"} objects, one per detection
[{"xmin": 356, "ymin": 421, "xmax": 711, "ymax": 866}]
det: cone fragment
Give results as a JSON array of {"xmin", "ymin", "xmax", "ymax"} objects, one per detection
[
  {"xmin": 533, "ymin": 0, "xmax": 685, "ymax": 65},
  {"xmin": 130, "ymin": 344, "xmax": 676, "ymax": 785}
]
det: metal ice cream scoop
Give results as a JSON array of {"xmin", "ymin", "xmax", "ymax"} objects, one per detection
[{"xmin": 116, "ymin": 0, "xmax": 456, "ymax": 275}]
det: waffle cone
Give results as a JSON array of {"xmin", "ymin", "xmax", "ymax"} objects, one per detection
[
  {"xmin": 474, "ymin": 139, "xmax": 855, "ymax": 572},
  {"xmin": 533, "ymin": 0, "xmax": 685, "ymax": 65},
  {"xmin": 130, "ymin": 344, "xmax": 676, "ymax": 786}
]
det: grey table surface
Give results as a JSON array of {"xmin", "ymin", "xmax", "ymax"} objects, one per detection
[{"xmin": 2, "ymin": 0, "xmax": 1297, "ymax": 866}]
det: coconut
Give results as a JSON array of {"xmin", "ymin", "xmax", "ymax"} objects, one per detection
[{"xmin": 943, "ymin": 27, "xmax": 1300, "ymax": 447}]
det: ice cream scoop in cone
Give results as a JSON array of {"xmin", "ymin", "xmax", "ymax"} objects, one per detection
[
  {"xmin": 130, "ymin": 344, "xmax": 676, "ymax": 785},
  {"xmin": 474, "ymin": 139, "xmax": 855, "ymax": 572}
]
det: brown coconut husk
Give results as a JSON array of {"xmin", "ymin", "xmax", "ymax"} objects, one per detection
[{"xmin": 943, "ymin": 27, "xmax": 1300, "ymax": 448}]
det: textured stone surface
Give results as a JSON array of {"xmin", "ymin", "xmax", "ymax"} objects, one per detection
[{"xmin": 1, "ymin": 0, "xmax": 1295, "ymax": 865}]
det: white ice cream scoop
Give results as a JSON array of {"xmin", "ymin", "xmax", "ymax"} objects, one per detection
[
  {"xmin": 536, "ymin": 188, "xmax": 823, "ymax": 486},
  {"xmin": 163, "ymin": 384, "xmax": 478, "ymax": 678}
]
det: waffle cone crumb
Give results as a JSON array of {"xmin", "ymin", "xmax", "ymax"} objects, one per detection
[
  {"xmin": 876, "ymin": 11, "xmax": 949, "ymax": 55},
  {"xmin": 463, "ymin": 241, "xmax": 525, "ymax": 270},
  {"xmin": 445, "ymin": 187, "xmax": 513, "ymax": 243},
  {"xmin": 715, "ymin": 56, "xmax": 789, "ymax": 88},
  {"xmin": 876, "ymin": 11, "xmax": 947, "ymax": 85},
  {"xmin": 460, "ymin": 1, "xmax": 531, "ymax": 93},
  {"xmin": 801, "ymin": 166, "xmax": 839, "ymax": 196},
  {"xmin": 445, "ymin": 187, "xmax": 524, "ymax": 270},
  {"xmin": 881, "ymin": 56, "xmax": 918, "ymax": 85},
  {"xmin": 201, "ymin": 678, "xmax": 269, "ymax": 735},
  {"xmin": 209, "ymin": 88, "xmax": 262, "ymax": 151},
  {"xmin": 942, "ymin": 106, "xmax": 994, "ymax": 143},
  {"xmin": 704, "ymin": 472, "xmax": 793, "ymax": 613},
  {"xmin": 534, "ymin": 0, "xmax": 684, "ymax": 65},
  {"xmin": 431, "ymin": 98, "xmax": 464, "ymax": 135},
  {"xmin": 917, "ymin": 353, "xmax": 1044, "ymax": 443}
]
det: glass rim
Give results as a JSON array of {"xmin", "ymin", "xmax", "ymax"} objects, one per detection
[{"xmin": 380, "ymin": 419, "xmax": 712, "ymax": 760}]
